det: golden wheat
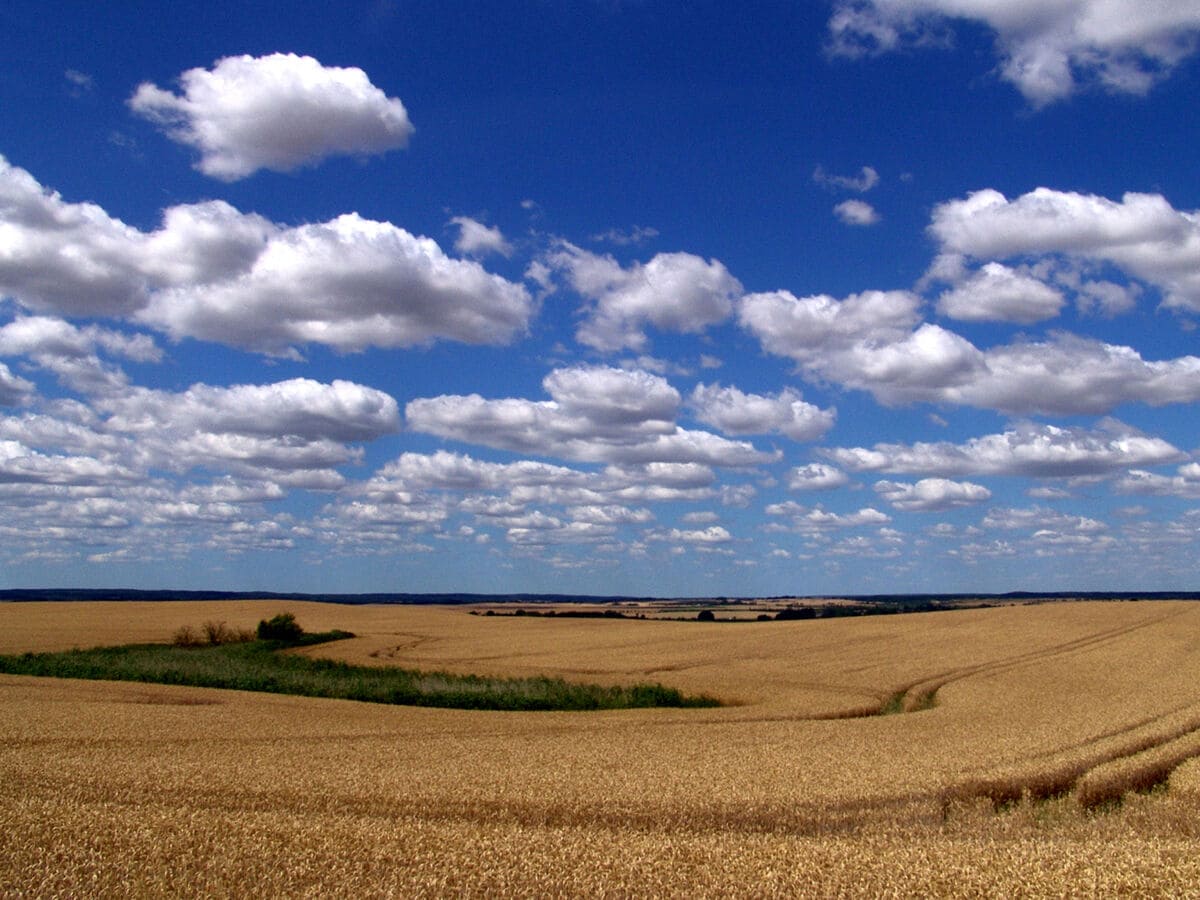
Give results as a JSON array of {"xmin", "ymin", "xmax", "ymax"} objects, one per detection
[{"xmin": 2, "ymin": 599, "xmax": 1199, "ymax": 895}]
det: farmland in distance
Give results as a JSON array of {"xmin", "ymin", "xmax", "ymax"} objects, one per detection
[{"xmin": 2, "ymin": 599, "xmax": 1200, "ymax": 896}]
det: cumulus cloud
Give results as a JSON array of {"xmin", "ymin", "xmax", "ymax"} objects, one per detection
[
  {"xmin": 764, "ymin": 501, "xmax": 891, "ymax": 532},
  {"xmin": 929, "ymin": 188, "xmax": 1200, "ymax": 313},
  {"xmin": 826, "ymin": 420, "xmax": 1183, "ymax": 478},
  {"xmin": 1115, "ymin": 463, "xmax": 1200, "ymax": 499},
  {"xmin": 874, "ymin": 477, "xmax": 991, "ymax": 511},
  {"xmin": 739, "ymin": 288, "xmax": 921, "ymax": 358},
  {"xmin": 827, "ymin": 1, "xmax": 1200, "ymax": 106},
  {"xmin": 129, "ymin": 53, "xmax": 413, "ymax": 180},
  {"xmin": 787, "ymin": 463, "xmax": 850, "ymax": 491},
  {"xmin": 689, "ymin": 383, "xmax": 835, "ymax": 441},
  {"xmin": 405, "ymin": 364, "xmax": 778, "ymax": 467},
  {"xmin": 0, "ymin": 362, "xmax": 35, "ymax": 406},
  {"xmin": 450, "ymin": 216, "xmax": 512, "ymax": 258},
  {"xmin": 833, "ymin": 199, "xmax": 881, "ymax": 226},
  {"xmin": 102, "ymin": 378, "xmax": 400, "ymax": 443},
  {"xmin": 945, "ymin": 334, "xmax": 1200, "ymax": 415},
  {"xmin": 141, "ymin": 213, "xmax": 533, "ymax": 354},
  {"xmin": 0, "ymin": 439, "xmax": 136, "ymax": 486},
  {"xmin": 1, "ymin": 156, "xmax": 167, "ymax": 316},
  {"xmin": 378, "ymin": 450, "xmax": 586, "ymax": 494},
  {"xmin": 0, "ymin": 177, "xmax": 274, "ymax": 317},
  {"xmin": 739, "ymin": 289, "xmax": 986, "ymax": 406},
  {"xmin": 0, "ymin": 316, "xmax": 163, "ymax": 396},
  {"xmin": 740, "ymin": 284, "xmax": 1200, "ymax": 414},
  {"xmin": 546, "ymin": 243, "xmax": 742, "ymax": 352},
  {"xmin": 651, "ymin": 526, "xmax": 732, "ymax": 545},
  {"xmin": 984, "ymin": 508, "xmax": 1104, "ymax": 535},
  {"xmin": 312, "ymin": 448, "xmax": 756, "ymax": 554},
  {"xmin": 936, "ymin": 262, "xmax": 1065, "ymax": 323},
  {"xmin": 0, "ymin": 376, "xmax": 402, "ymax": 489},
  {"xmin": 1, "ymin": 159, "xmax": 533, "ymax": 355}
]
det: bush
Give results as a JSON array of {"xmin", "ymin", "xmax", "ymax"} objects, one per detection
[
  {"xmin": 257, "ymin": 612, "xmax": 304, "ymax": 643},
  {"xmin": 697, "ymin": 609, "xmax": 716, "ymax": 622},
  {"xmin": 172, "ymin": 624, "xmax": 201, "ymax": 647}
]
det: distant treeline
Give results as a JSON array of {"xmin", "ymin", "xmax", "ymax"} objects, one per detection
[
  {"xmin": 1, "ymin": 588, "xmax": 1197, "ymax": 605},
  {"xmin": 0, "ymin": 588, "xmax": 659, "ymax": 605}
]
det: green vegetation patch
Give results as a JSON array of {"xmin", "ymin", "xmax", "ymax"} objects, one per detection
[{"xmin": 0, "ymin": 620, "xmax": 719, "ymax": 712}]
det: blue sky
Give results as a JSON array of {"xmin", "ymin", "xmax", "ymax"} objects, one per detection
[{"xmin": 2, "ymin": 1, "xmax": 1200, "ymax": 596}]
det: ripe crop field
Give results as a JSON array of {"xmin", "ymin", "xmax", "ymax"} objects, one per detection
[{"xmin": 2, "ymin": 599, "xmax": 1200, "ymax": 896}]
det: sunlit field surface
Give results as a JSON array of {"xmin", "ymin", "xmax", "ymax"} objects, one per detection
[{"xmin": 3, "ymin": 600, "xmax": 1200, "ymax": 896}]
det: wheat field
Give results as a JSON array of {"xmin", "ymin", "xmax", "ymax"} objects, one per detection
[{"xmin": 2, "ymin": 599, "xmax": 1200, "ymax": 896}]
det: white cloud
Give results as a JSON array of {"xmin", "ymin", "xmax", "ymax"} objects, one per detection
[
  {"xmin": 833, "ymin": 199, "xmax": 881, "ymax": 226},
  {"xmin": 689, "ymin": 383, "xmax": 835, "ymax": 441},
  {"xmin": 129, "ymin": 53, "xmax": 413, "ymax": 180},
  {"xmin": 741, "ymin": 284, "xmax": 1200, "ymax": 414},
  {"xmin": 0, "ymin": 377, "xmax": 398, "ymax": 490},
  {"xmin": 1115, "ymin": 463, "xmax": 1200, "ymax": 499},
  {"xmin": 653, "ymin": 526, "xmax": 732, "ymax": 545},
  {"xmin": 936, "ymin": 262, "xmax": 1065, "ymax": 323},
  {"xmin": 787, "ymin": 463, "xmax": 850, "ymax": 491},
  {"xmin": 828, "ymin": 1, "xmax": 1200, "ymax": 106},
  {"xmin": 140, "ymin": 213, "xmax": 534, "ymax": 355},
  {"xmin": 0, "ymin": 160, "xmax": 534, "ymax": 355},
  {"xmin": 981, "ymin": 506, "xmax": 1107, "ymax": 534},
  {"xmin": 814, "ymin": 165, "xmax": 880, "ymax": 192},
  {"xmin": 546, "ymin": 243, "xmax": 742, "ymax": 352},
  {"xmin": 0, "ymin": 315, "xmax": 162, "ymax": 396},
  {"xmin": 945, "ymin": 334, "xmax": 1200, "ymax": 415},
  {"xmin": 826, "ymin": 420, "xmax": 1183, "ymax": 478},
  {"xmin": 405, "ymin": 364, "xmax": 778, "ymax": 467},
  {"xmin": 379, "ymin": 450, "xmax": 587, "ymax": 493},
  {"xmin": 450, "ymin": 216, "xmax": 513, "ymax": 258},
  {"xmin": 739, "ymin": 290, "xmax": 986, "ymax": 406},
  {"xmin": 589, "ymin": 225, "xmax": 660, "ymax": 246},
  {"xmin": 874, "ymin": 477, "xmax": 991, "ymax": 511},
  {"xmin": 739, "ymin": 288, "xmax": 922, "ymax": 359},
  {"xmin": 102, "ymin": 378, "xmax": 400, "ymax": 443},
  {"xmin": 0, "ymin": 156, "xmax": 163, "ymax": 316},
  {"xmin": 929, "ymin": 188, "xmax": 1200, "ymax": 313},
  {"xmin": 0, "ymin": 362, "xmax": 35, "ymax": 406},
  {"xmin": 0, "ymin": 439, "xmax": 136, "ymax": 486},
  {"xmin": 764, "ymin": 501, "xmax": 891, "ymax": 532},
  {"xmin": 64, "ymin": 69, "xmax": 93, "ymax": 95}
]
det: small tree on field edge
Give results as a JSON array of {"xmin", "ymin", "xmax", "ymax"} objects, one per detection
[{"xmin": 257, "ymin": 612, "xmax": 304, "ymax": 643}]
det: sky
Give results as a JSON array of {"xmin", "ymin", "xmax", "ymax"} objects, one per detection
[{"xmin": 2, "ymin": 1, "xmax": 1200, "ymax": 597}]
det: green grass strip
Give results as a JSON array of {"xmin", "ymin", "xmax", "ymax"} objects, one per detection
[{"xmin": 0, "ymin": 639, "xmax": 720, "ymax": 711}]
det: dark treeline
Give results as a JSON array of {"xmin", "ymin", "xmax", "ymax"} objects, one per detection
[{"xmin": 2, "ymin": 588, "xmax": 1197, "ymax": 605}]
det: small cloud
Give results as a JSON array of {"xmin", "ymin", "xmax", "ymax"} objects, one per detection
[
  {"xmin": 449, "ymin": 216, "xmax": 512, "ymax": 258},
  {"xmin": 65, "ymin": 69, "xmax": 94, "ymax": 97},
  {"xmin": 833, "ymin": 199, "xmax": 881, "ymax": 226},
  {"xmin": 1028, "ymin": 486, "xmax": 1071, "ymax": 500},
  {"xmin": 590, "ymin": 225, "xmax": 660, "ymax": 246},
  {"xmin": 814, "ymin": 164, "xmax": 879, "ymax": 193}
]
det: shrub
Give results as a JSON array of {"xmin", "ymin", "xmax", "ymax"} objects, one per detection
[
  {"xmin": 697, "ymin": 609, "xmax": 716, "ymax": 622},
  {"xmin": 172, "ymin": 624, "xmax": 201, "ymax": 647},
  {"xmin": 257, "ymin": 612, "xmax": 304, "ymax": 643},
  {"xmin": 202, "ymin": 621, "xmax": 235, "ymax": 645}
]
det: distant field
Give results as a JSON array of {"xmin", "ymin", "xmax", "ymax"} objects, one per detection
[{"xmin": 2, "ymin": 599, "xmax": 1200, "ymax": 895}]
